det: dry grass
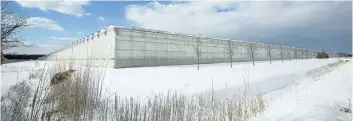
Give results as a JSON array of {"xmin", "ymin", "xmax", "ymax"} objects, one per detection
[
  {"xmin": 28, "ymin": 69, "xmax": 43, "ymax": 79},
  {"xmin": 100, "ymin": 73, "xmax": 267, "ymax": 121},
  {"xmin": 1, "ymin": 60, "xmax": 106, "ymax": 121},
  {"xmin": 1, "ymin": 81, "xmax": 32, "ymax": 121},
  {"xmin": 41, "ymin": 60, "xmax": 105, "ymax": 120}
]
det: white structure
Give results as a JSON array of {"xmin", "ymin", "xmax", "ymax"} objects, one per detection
[{"xmin": 44, "ymin": 25, "xmax": 337, "ymax": 68}]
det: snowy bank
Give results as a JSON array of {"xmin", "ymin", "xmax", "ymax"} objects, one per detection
[
  {"xmin": 253, "ymin": 60, "xmax": 352, "ymax": 121},
  {"xmin": 2, "ymin": 58, "xmax": 339, "ymax": 98}
]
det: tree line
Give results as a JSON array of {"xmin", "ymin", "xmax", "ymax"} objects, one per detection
[{"xmin": 3, "ymin": 54, "xmax": 45, "ymax": 60}]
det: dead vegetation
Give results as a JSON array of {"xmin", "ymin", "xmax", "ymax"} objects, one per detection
[
  {"xmin": 1, "ymin": 81, "xmax": 32, "ymax": 121},
  {"xmin": 104, "ymin": 85, "xmax": 266, "ymax": 121},
  {"xmin": 28, "ymin": 69, "xmax": 43, "ymax": 79},
  {"xmin": 1, "ymin": 60, "xmax": 105, "ymax": 121}
]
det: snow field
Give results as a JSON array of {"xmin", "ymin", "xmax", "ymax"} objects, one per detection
[
  {"xmin": 1, "ymin": 58, "xmax": 350, "ymax": 121},
  {"xmin": 253, "ymin": 59, "xmax": 352, "ymax": 121},
  {"xmin": 101, "ymin": 58, "xmax": 338, "ymax": 98},
  {"xmin": 1, "ymin": 59, "xmax": 339, "ymax": 98}
]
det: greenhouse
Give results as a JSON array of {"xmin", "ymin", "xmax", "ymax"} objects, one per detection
[{"xmin": 44, "ymin": 25, "xmax": 335, "ymax": 68}]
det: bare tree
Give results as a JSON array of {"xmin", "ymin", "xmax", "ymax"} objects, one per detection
[
  {"xmin": 312, "ymin": 51, "xmax": 316, "ymax": 59},
  {"xmin": 279, "ymin": 47, "xmax": 284, "ymax": 63},
  {"xmin": 304, "ymin": 49, "xmax": 308, "ymax": 59},
  {"xmin": 287, "ymin": 49, "xmax": 292, "ymax": 62},
  {"xmin": 337, "ymin": 53, "xmax": 340, "ymax": 59},
  {"xmin": 301, "ymin": 48, "xmax": 304, "ymax": 59},
  {"xmin": 246, "ymin": 42, "xmax": 258, "ymax": 66},
  {"xmin": 1, "ymin": 1, "xmax": 31, "ymax": 63},
  {"xmin": 294, "ymin": 50, "xmax": 298, "ymax": 61},
  {"xmin": 224, "ymin": 40, "xmax": 237, "ymax": 68},
  {"xmin": 193, "ymin": 36, "xmax": 203, "ymax": 70},
  {"xmin": 265, "ymin": 45, "xmax": 272, "ymax": 64}
]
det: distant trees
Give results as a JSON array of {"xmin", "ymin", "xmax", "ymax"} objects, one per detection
[
  {"xmin": 3, "ymin": 54, "xmax": 45, "ymax": 60},
  {"xmin": 317, "ymin": 49, "xmax": 329, "ymax": 59},
  {"xmin": 337, "ymin": 52, "xmax": 350, "ymax": 58},
  {"xmin": 265, "ymin": 45, "xmax": 272, "ymax": 64},
  {"xmin": 193, "ymin": 36, "xmax": 203, "ymax": 70},
  {"xmin": 316, "ymin": 52, "xmax": 329, "ymax": 59},
  {"xmin": 344, "ymin": 53, "xmax": 351, "ymax": 57},
  {"xmin": 246, "ymin": 42, "xmax": 258, "ymax": 66},
  {"xmin": 224, "ymin": 40, "xmax": 237, "ymax": 68}
]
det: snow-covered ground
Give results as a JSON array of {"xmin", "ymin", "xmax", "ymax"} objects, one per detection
[
  {"xmin": 1, "ymin": 58, "xmax": 351, "ymax": 120},
  {"xmin": 0, "ymin": 59, "xmax": 337, "ymax": 97},
  {"xmin": 253, "ymin": 59, "xmax": 352, "ymax": 121},
  {"xmin": 97, "ymin": 58, "xmax": 341, "ymax": 98},
  {"xmin": 1, "ymin": 60, "xmax": 42, "ymax": 94}
]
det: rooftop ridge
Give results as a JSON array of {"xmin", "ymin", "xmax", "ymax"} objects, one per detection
[{"xmin": 47, "ymin": 25, "xmax": 326, "ymax": 55}]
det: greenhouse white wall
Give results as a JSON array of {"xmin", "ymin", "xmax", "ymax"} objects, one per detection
[
  {"xmin": 44, "ymin": 25, "xmax": 339, "ymax": 68},
  {"xmin": 45, "ymin": 26, "xmax": 117, "ymax": 67}
]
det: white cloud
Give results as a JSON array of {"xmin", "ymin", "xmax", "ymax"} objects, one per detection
[
  {"xmin": 125, "ymin": 1, "xmax": 350, "ymax": 40},
  {"xmin": 16, "ymin": 0, "xmax": 90, "ymax": 16},
  {"xmin": 85, "ymin": 13, "xmax": 92, "ymax": 16},
  {"xmin": 26, "ymin": 17, "xmax": 64, "ymax": 31},
  {"xmin": 98, "ymin": 16, "xmax": 105, "ymax": 21},
  {"xmin": 50, "ymin": 36, "xmax": 77, "ymax": 41}
]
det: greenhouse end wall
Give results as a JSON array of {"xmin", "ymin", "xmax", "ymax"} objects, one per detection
[{"xmin": 44, "ymin": 26, "xmax": 117, "ymax": 68}]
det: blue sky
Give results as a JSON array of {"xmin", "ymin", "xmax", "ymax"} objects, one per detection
[
  {"xmin": 5, "ymin": 1, "xmax": 352, "ymax": 54},
  {"xmin": 8, "ymin": 1, "xmax": 148, "ymax": 46}
]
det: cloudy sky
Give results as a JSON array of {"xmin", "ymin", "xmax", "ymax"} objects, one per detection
[{"xmin": 5, "ymin": 1, "xmax": 352, "ymax": 54}]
